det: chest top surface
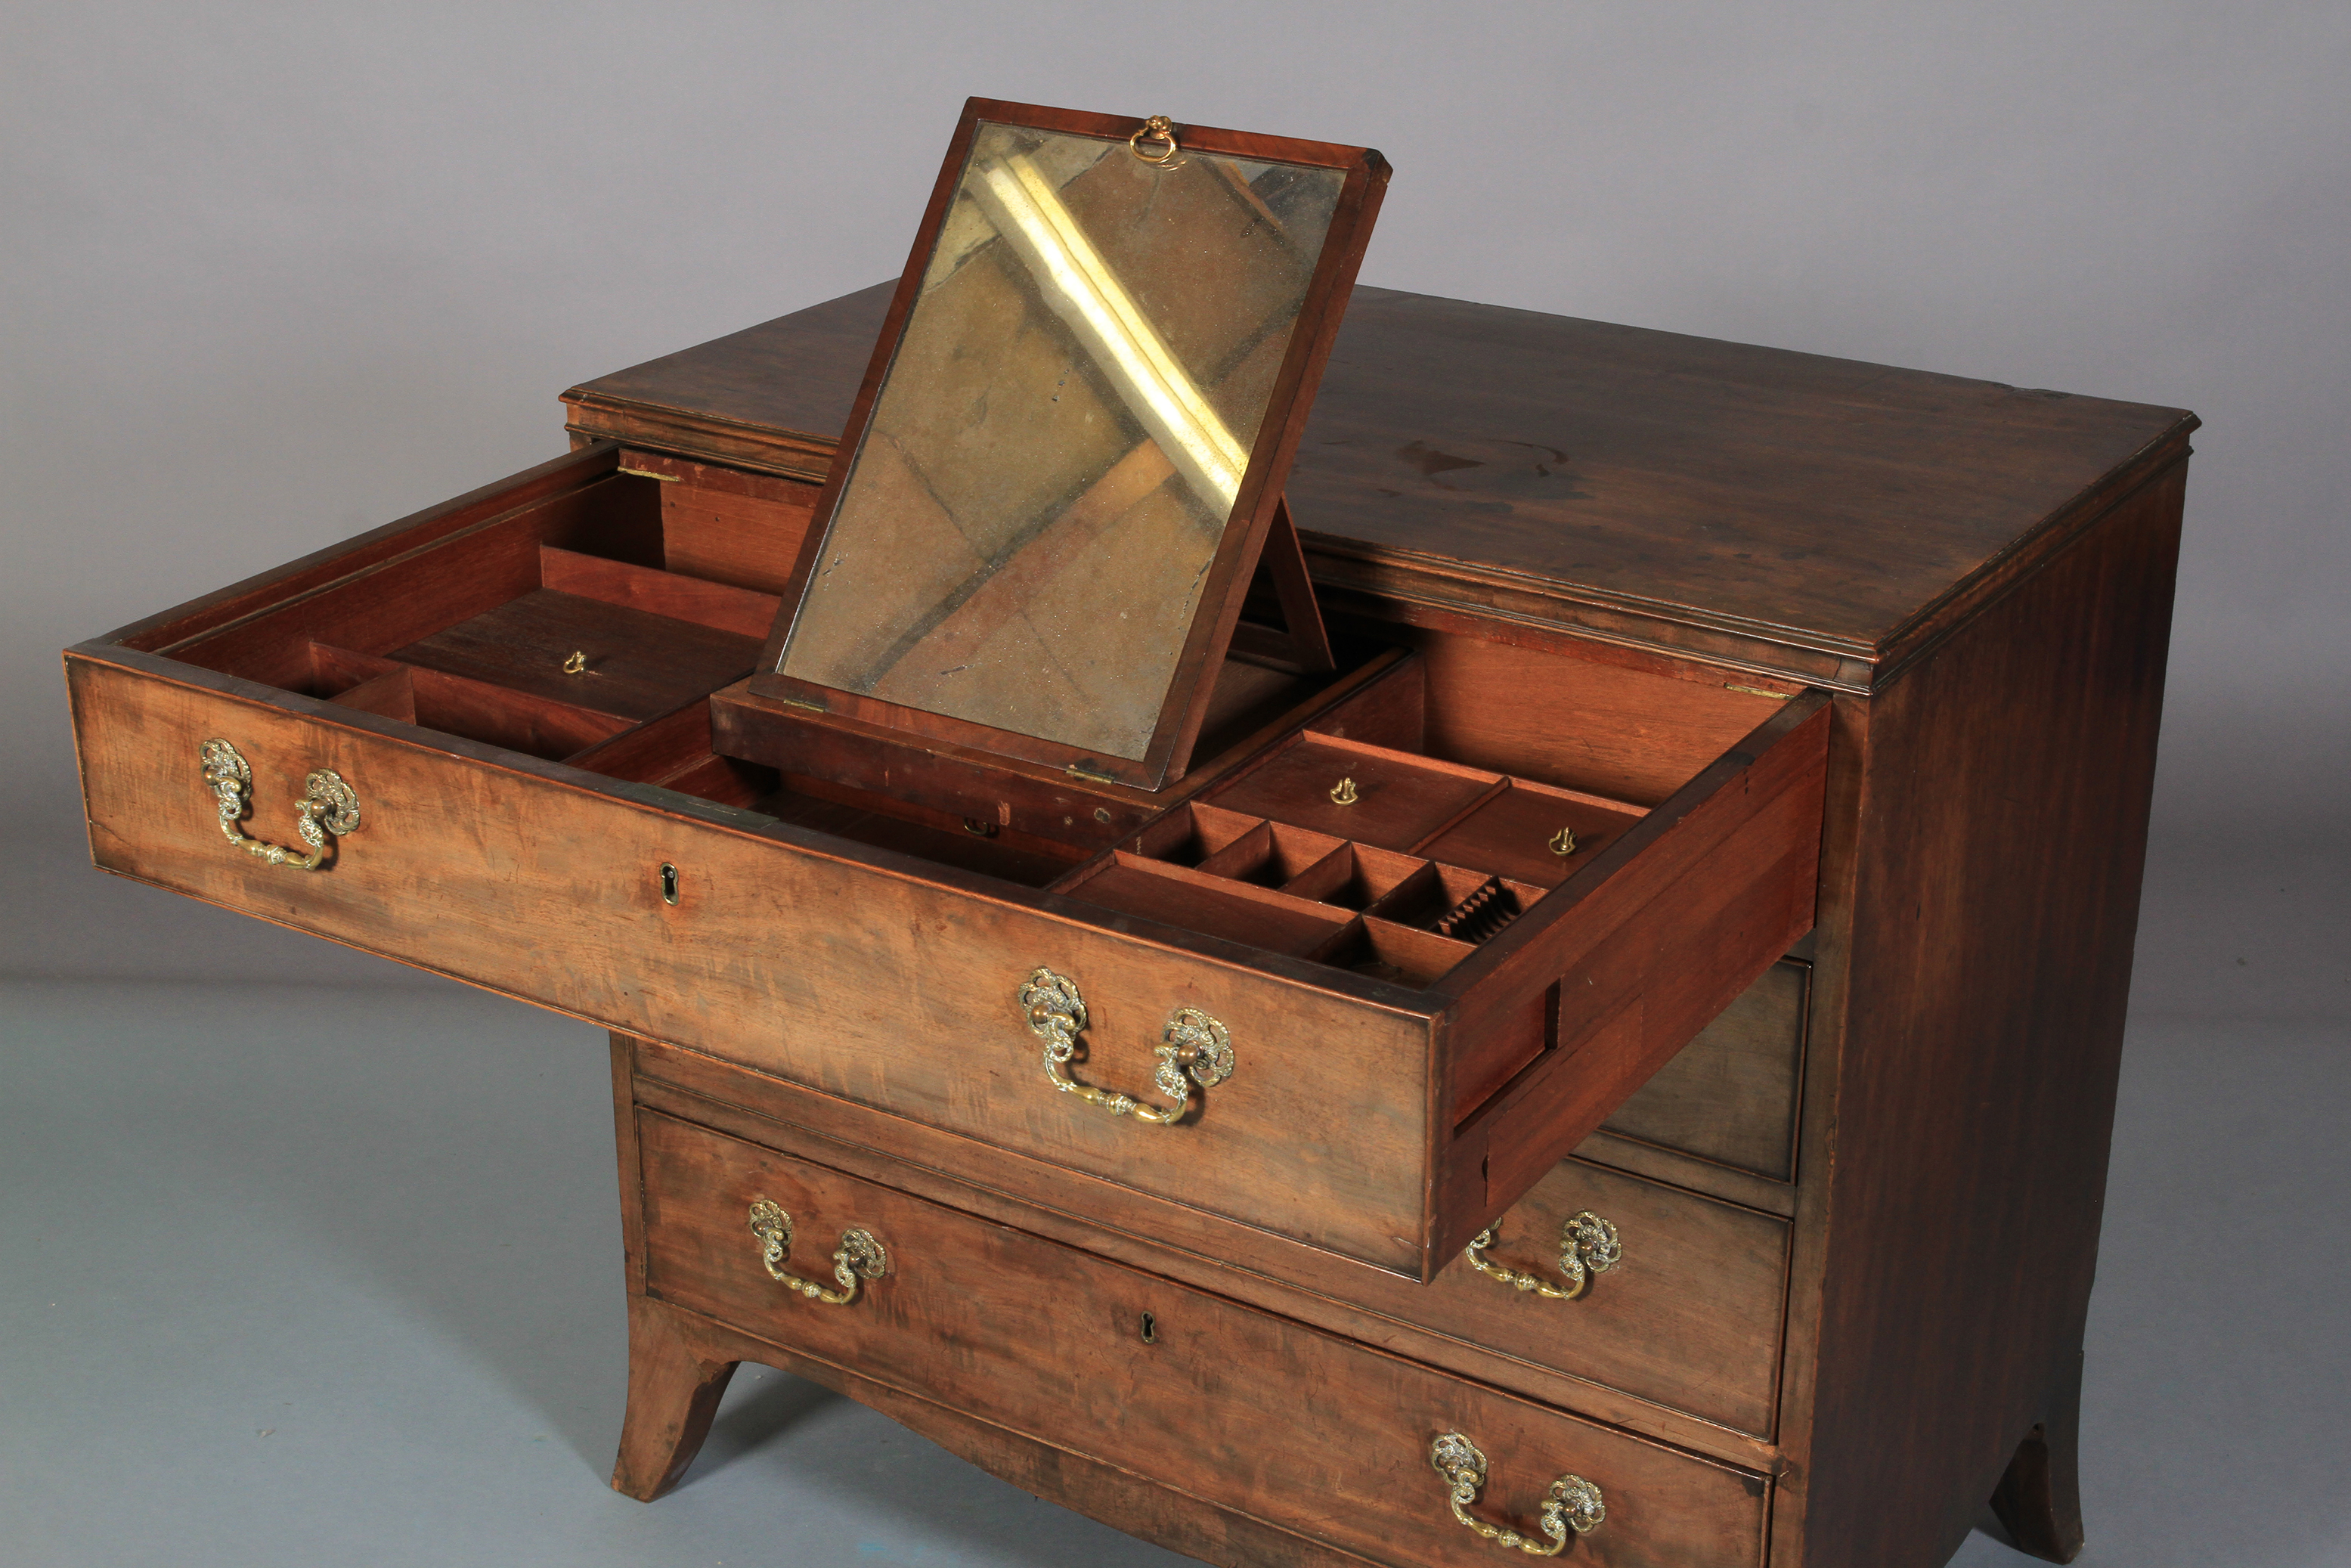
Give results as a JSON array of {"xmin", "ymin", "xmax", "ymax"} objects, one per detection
[{"xmin": 565, "ymin": 283, "xmax": 2195, "ymax": 689}]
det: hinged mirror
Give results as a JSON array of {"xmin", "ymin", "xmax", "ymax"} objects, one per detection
[{"xmin": 750, "ymin": 99, "xmax": 1389, "ymax": 789}]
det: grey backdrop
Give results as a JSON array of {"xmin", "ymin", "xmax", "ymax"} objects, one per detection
[{"xmin": 5, "ymin": 5, "xmax": 2345, "ymax": 1565}]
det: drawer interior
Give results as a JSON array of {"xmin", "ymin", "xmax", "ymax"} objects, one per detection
[
  {"xmin": 683, "ymin": 499, "xmax": 1795, "ymax": 998},
  {"xmin": 142, "ymin": 448, "xmax": 1376, "ymax": 889},
  {"xmin": 141, "ymin": 441, "xmax": 1807, "ymax": 985},
  {"xmin": 1051, "ymin": 724, "xmax": 1653, "ymax": 988},
  {"xmin": 144, "ymin": 454, "xmax": 1316, "ymax": 888},
  {"xmin": 158, "ymin": 463, "xmax": 774, "ymax": 777}
]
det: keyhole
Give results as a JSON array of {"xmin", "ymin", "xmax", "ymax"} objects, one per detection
[
  {"xmin": 659, "ymin": 863, "xmax": 680, "ymax": 906},
  {"xmin": 1138, "ymin": 1311, "xmax": 1157, "ymax": 1344}
]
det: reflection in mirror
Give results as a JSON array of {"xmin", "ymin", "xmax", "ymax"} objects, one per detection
[{"xmin": 778, "ymin": 122, "xmax": 1346, "ymax": 761}]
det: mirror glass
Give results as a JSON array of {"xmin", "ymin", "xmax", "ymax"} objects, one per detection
[{"xmin": 776, "ymin": 122, "xmax": 1346, "ymax": 761}]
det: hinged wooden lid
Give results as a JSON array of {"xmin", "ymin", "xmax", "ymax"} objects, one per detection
[{"xmin": 744, "ymin": 99, "xmax": 1389, "ymax": 789}]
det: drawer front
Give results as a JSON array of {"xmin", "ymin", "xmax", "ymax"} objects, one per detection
[
  {"xmin": 1333, "ymin": 1160, "xmax": 1789, "ymax": 1437},
  {"xmin": 637, "ymin": 1108, "xmax": 1769, "ymax": 1568},
  {"xmin": 67, "ymin": 654, "xmax": 1435, "ymax": 1272}
]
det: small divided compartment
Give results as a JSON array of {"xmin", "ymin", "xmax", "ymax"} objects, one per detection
[
  {"xmin": 151, "ymin": 446, "xmax": 804, "ymax": 813},
  {"xmin": 1054, "ymin": 724, "xmax": 1650, "ymax": 990}
]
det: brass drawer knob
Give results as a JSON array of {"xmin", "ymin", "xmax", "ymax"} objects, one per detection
[
  {"xmin": 1464, "ymin": 1211, "xmax": 1621, "ymax": 1301},
  {"xmin": 1018, "ymin": 968, "xmax": 1234, "ymax": 1126},
  {"xmin": 199, "ymin": 739, "xmax": 360, "ymax": 870},
  {"xmin": 1128, "ymin": 113, "xmax": 1181, "ymax": 166},
  {"xmin": 746, "ymin": 1200, "xmax": 887, "ymax": 1306},
  {"xmin": 1430, "ymin": 1433, "xmax": 1604, "ymax": 1556}
]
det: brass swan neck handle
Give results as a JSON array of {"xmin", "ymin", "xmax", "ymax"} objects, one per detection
[
  {"xmin": 1430, "ymin": 1433, "xmax": 1605, "ymax": 1555},
  {"xmin": 1018, "ymin": 968, "xmax": 1234, "ymax": 1126},
  {"xmin": 1464, "ymin": 1212, "xmax": 1621, "ymax": 1300},
  {"xmin": 747, "ymin": 1201, "xmax": 887, "ymax": 1306},
  {"xmin": 200, "ymin": 739, "xmax": 359, "ymax": 870}
]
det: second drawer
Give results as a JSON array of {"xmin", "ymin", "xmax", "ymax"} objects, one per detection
[
  {"xmin": 637, "ymin": 1107, "xmax": 1769, "ymax": 1568},
  {"xmin": 1327, "ymin": 1157, "xmax": 1789, "ymax": 1438}
]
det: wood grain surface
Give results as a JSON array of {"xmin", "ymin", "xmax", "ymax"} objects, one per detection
[
  {"xmin": 1792, "ymin": 459, "xmax": 2188, "ymax": 1566},
  {"xmin": 63, "ymin": 624, "xmax": 1816, "ymax": 1281},
  {"xmin": 66, "ymin": 255, "xmax": 2200, "ymax": 1568},
  {"xmin": 64, "ymin": 646, "xmax": 1445, "ymax": 1275},
  {"xmin": 1591, "ymin": 958, "xmax": 1809, "ymax": 1188},
  {"xmin": 65, "ymin": 431, "xmax": 1833, "ymax": 1283},
  {"xmin": 563, "ymin": 281, "xmax": 2194, "ymax": 687},
  {"xmin": 1433, "ymin": 696, "xmax": 1827, "ymax": 1260},
  {"xmin": 633, "ymin": 1108, "xmax": 1770, "ymax": 1568},
  {"xmin": 615, "ymin": 1291, "xmax": 1402, "ymax": 1568}
]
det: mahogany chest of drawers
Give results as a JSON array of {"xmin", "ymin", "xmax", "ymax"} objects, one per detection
[{"xmin": 66, "ymin": 278, "xmax": 2192, "ymax": 1567}]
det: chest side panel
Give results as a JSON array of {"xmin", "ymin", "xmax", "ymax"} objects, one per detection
[{"xmin": 1799, "ymin": 458, "xmax": 2188, "ymax": 1566}]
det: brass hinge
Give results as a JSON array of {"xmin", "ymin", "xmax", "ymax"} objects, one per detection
[
  {"xmin": 1066, "ymin": 763, "xmax": 1118, "ymax": 785},
  {"xmin": 777, "ymin": 696, "xmax": 826, "ymax": 714},
  {"xmin": 618, "ymin": 464, "xmax": 683, "ymax": 482},
  {"xmin": 1724, "ymin": 684, "xmax": 1798, "ymax": 700}
]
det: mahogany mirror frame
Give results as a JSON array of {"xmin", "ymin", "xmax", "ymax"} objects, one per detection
[{"xmin": 748, "ymin": 97, "xmax": 1391, "ymax": 790}]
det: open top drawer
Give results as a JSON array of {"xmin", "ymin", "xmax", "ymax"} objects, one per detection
[{"xmin": 65, "ymin": 443, "xmax": 1827, "ymax": 1282}]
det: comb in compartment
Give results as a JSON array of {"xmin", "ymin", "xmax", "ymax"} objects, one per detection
[
  {"xmin": 1367, "ymin": 862, "xmax": 1549, "ymax": 949},
  {"xmin": 1430, "ymin": 875, "xmax": 1523, "ymax": 945}
]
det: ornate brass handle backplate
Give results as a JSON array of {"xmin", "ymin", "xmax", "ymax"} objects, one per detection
[
  {"xmin": 1465, "ymin": 1211, "xmax": 1621, "ymax": 1300},
  {"xmin": 747, "ymin": 1200, "xmax": 888, "ymax": 1306},
  {"xmin": 1018, "ymin": 968, "xmax": 1234, "ymax": 1126},
  {"xmin": 199, "ymin": 739, "xmax": 360, "ymax": 869},
  {"xmin": 1430, "ymin": 1433, "xmax": 1605, "ymax": 1556}
]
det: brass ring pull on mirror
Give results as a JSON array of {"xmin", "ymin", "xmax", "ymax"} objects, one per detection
[
  {"xmin": 747, "ymin": 1201, "xmax": 887, "ymax": 1306},
  {"xmin": 1128, "ymin": 114, "xmax": 1180, "ymax": 165},
  {"xmin": 1464, "ymin": 1212, "xmax": 1621, "ymax": 1301},
  {"xmin": 1019, "ymin": 968, "xmax": 1234, "ymax": 1126},
  {"xmin": 200, "ymin": 739, "xmax": 360, "ymax": 870},
  {"xmin": 1430, "ymin": 1433, "xmax": 1606, "ymax": 1556}
]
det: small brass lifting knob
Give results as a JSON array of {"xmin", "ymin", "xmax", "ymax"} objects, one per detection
[
  {"xmin": 1548, "ymin": 827, "xmax": 1578, "ymax": 857},
  {"xmin": 1330, "ymin": 777, "xmax": 1359, "ymax": 806},
  {"xmin": 1129, "ymin": 114, "xmax": 1180, "ymax": 165},
  {"xmin": 562, "ymin": 650, "xmax": 588, "ymax": 674}
]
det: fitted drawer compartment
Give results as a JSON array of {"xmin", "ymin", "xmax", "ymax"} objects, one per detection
[
  {"xmin": 66, "ymin": 444, "xmax": 1828, "ymax": 1282},
  {"xmin": 637, "ymin": 1107, "xmax": 1769, "ymax": 1568}
]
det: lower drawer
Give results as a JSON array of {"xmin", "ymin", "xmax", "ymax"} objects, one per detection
[
  {"xmin": 1330, "ymin": 1157, "xmax": 1789, "ymax": 1437},
  {"xmin": 636, "ymin": 1108, "xmax": 1768, "ymax": 1568}
]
